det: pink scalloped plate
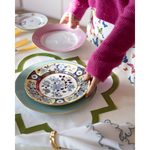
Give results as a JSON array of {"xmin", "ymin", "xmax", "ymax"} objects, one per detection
[{"xmin": 32, "ymin": 24, "xmax": 86, "ymax": 52}]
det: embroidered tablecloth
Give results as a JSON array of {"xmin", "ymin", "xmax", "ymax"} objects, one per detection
[{"xmin": 15, "ymin": 27, "xmax": 135, "ymax": 150}]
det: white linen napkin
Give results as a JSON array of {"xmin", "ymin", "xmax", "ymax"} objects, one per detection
[{"xmin": 15, "ymin": 120, "xmax": 135, "ymax": 150}]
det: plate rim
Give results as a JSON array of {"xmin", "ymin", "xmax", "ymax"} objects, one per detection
[
  {"xmin": 32, "ymin": 24, "xmax": 86, "ymax": 52},
  {"xmin": 24, "ymin": 62, "xmax": 90, "ymax": 106}
]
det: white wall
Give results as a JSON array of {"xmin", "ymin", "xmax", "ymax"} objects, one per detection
[
  {"xmin": 15, "ymin": 0, "xmax": 22, "ymax": 10},
  {"xmin": 22, "ymin": 0, "xmax": 62, "ymax": 19},
  {"xmin": 15, "ymin": 0, "xmax": 91, "ymax": 27}
]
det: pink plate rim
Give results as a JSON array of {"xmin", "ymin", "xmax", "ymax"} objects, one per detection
[{"xmin": 32, "ymin": 24, "xmax": 86, "ymax": 53}]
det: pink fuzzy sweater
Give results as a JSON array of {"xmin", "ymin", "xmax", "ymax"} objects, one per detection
[{"xmin": 66, "ymin": 0, "xmax": 135, "ymax": 82}]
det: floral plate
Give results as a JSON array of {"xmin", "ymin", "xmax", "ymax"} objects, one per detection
[
  {"xmin": 15, "ymin": 13, "xmax": 48, "ymax": 30},
  {"xmin": 25, "ymin": 62, "xmax": 90, "ymax": 106}
]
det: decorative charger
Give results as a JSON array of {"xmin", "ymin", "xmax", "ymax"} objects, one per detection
[{"xmin": 25, "ymin": 62, "xmax": 90, "ymax": 106}]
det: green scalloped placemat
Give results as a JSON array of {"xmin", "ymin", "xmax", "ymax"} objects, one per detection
[
  {"xmin": 15, "ymin": 53, "xmax": 118, "ymax": 134},
  {"xmin": 15, "ymin": 53, "xmax": 86, "ymax": 73}
]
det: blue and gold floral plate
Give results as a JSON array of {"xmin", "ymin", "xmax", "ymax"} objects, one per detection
[{"xmin": 24, "ymin": 62, "xmax": 90, "ymax": 106}]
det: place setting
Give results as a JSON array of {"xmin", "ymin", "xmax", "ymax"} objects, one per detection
[
  {"xmin": 15, "ymin": 12, "xmax": 94, "ymax": 114},
  {"xmin": 15, "ymin": 60, "xmax": 97, "ymax": 114},
  {"xmin": 12, "ymin": 3, "xmax": 138, "ymax": 150},
  {"xmin": 15, "ymin": 11, "xmax": 135, "ymax": 150}
]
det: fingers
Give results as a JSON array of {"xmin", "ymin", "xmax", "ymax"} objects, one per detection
[
  {"xmin": 60, "ymin": 12, "xmax": 80, "ymax": 28},
  {"xmin": 83, "ymin": 73, "xmax": 92, "ymax": 81},
  {"xmin": 77, "ymin": 25, "xmax": 80, "ymax": 28},
  {"xmin": 68, "ymin": 13, "xmax": 74, "ymax": 28},
  {"xmin": 76, "ymin": 21, "xmax": 80, "ymax": 28},
  {"xmin": 60, "ymin": 12, "xmax": 69, "ymax": 24},
  {"xmin": 85, "ymin": 77, "xmax": 100, "ymax": 98}
]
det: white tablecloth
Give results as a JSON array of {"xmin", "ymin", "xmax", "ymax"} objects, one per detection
[{"xmin": 15, "ymin": 25, "xmax": 135, "ymax": 150}]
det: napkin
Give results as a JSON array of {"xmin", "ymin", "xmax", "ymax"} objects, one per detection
[{"xmin": 15, "ymin": 120, "xmax": 135, "ymax": 150}]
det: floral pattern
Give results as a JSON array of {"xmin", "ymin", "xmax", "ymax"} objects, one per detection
[
  {"xmin": 15, "ymin": 13, "xmax": 48, "ymax": 30},
  {"xmin": 86, "ymin": 120, "xmax": 135, "ymax": 150},
  {"xmin": 36, "ymin": 62, "xmax": 77, "ymax": 75},
  {"xmin": 39, "ymin": 74, "xmax": 77, "ymax": 98},
  {"xmin": 25, "ymin": 62, "xmax": 90, "ymax": 106}
]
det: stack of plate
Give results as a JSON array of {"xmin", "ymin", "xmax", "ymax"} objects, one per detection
[{"xmin": 15, "ymin": 60, "xmax": 96, "ymax": 114}]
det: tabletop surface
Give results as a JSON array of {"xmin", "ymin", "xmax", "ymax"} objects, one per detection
[{"xmin": 15, "ymin": 22, "xmax": 135, "ymax": 150}]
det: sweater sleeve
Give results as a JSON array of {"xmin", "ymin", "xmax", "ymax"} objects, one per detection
[
  {"xmin": 65, "ymin": 0, "xmax": 89, "ymax": 20},
  {"xmin": 85, "ymin": 0, "xmax": 135, "ymax": 82}
]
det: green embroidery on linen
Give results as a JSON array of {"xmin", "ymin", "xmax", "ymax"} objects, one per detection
[
  {"xmin": 91, "ymin": 72, "xmax": 118, "ymax": 123},
  {"xmin": 15, "ymin": 53, "xmax": 118, "ymax": 134},
  {"xmin": 15, "ymin": 53, "xmax": 86, "ymax": 73},
  {"xmin": 15, "ymin": 114, "xmax": 53, "ymax": 134}
]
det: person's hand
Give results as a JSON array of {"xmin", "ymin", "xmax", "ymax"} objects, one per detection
[
  {"xmin": 83, "ymin": 73, "xmax": 100, "ymax": 98},
  {"xmin": 60, "ymin": 12, "xmax": 80, "ymax": 28}
]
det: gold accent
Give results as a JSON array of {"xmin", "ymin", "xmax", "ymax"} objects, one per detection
[{"xmin": 50, "ymin": 131, "xmax": 61, "ymax": 150}]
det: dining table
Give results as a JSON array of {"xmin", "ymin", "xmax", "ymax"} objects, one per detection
[{"xmin": 15, "ymin": 18, "xmax": 135, "ymax": 150}]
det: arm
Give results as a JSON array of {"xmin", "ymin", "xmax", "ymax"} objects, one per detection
[{"xmin": 85, "ymin": 0, "xmax": 135, "ymax": 82}]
